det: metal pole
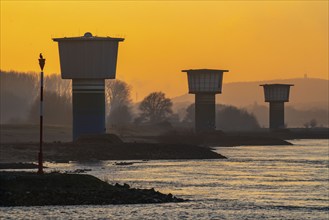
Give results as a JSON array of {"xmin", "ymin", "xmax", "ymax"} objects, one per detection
[{"xmin": 38, "ymin": 54, "xmax": 45, "ymax": 174}]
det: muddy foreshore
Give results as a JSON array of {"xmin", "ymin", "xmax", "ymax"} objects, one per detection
[
  {"xmin": 0, "ymin": 131, "xmax": 298, "ymax": 163},
  {"xmin": 0, "ymin": 141, "xmax": 226, "ymax": 163}
]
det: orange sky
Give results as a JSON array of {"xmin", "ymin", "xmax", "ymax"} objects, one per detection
[{"xmin": 1, "ymin": 1, "xmax": 328, "ymax": 100}]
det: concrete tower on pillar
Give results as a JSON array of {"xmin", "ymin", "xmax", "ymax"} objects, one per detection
[
  {"xmin": 53, "ymin": 32, "xmax": 124, "ymax": 140},
  {"xmin": 260, "ymin": 84, "xmax": 293, "ymax": 130},
  {"xmin": 182, "ymin": 69, "xmax": 229, "ymax": 133}
]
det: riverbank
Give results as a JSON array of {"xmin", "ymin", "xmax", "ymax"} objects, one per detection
[
  {"xmin": 0, "ymin": 163, "xmax": 45, "ymax": 169},
  {"xmin": 0, "ymin": 124, "xmax": 299, "ymax": 163},
  {"xmin": 0, "ymin": 171, "xmax": 185, "ymax": 206},
  {"xmin": 0, "ymin": 140, "xmax": 226, "ymax": 163},
  {"xmin": 156, "ymin": 131, "xmax": 292, "ymax": 146},
  {"xmin": 2, "ymin": 124, "xmax": 327, "ymax": 144},
  {"xmin": 1, "ymin": 141, "xmax": 327, "ymax": 219}
]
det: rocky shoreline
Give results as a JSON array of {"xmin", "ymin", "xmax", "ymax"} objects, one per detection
[{"xmin": 0, "ymin": 172, "xmax": 186, "ymax": 206}]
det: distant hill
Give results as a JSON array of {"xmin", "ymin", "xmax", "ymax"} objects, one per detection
[
  {"xmin": 172, "ymin": 78, "xmax": 328, "ymax": 110},
  {"xmin": 172, "ymin": 78, "xmax": 328, "ymax": 127}
]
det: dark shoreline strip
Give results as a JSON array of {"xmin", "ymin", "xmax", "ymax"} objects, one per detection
[{"xmin": 0, "ymin": 172, "xmax": 186, "ymax": 206}]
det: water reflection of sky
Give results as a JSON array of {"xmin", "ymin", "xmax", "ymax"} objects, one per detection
[{"xmin": 2, "ymin": 139, "xmax": 328, "ymax": 219}]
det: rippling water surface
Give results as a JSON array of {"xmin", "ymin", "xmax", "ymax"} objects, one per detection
[{"xmin": 1, "ymin": 139, "xmax": 328, "ymax": 219}]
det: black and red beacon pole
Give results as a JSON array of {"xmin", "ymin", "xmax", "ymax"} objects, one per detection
[{"xmin": 38, "ymin": 53, "xmax": 45, "ymax": 174}]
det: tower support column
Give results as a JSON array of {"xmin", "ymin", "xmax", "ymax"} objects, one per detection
[
  {"xmin": 195, "ymin": 93, "xmax": 216, "ymax": 133},
  {"xmin": 269, "ymin": 101, "xmax": 285, "ymax": 130},
  {"xmin": 72, "ymin": 79, "xmax": 105, "ymax": 140}
]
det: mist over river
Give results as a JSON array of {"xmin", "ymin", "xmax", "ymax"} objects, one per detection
[{"xmin": 1, "ymin": 139, "xmax": 328, "ymax": 219}]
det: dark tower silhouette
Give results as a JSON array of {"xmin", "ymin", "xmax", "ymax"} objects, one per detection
[
  {"xmin": 53, "ymin": 32, "xmax": 124, "ymax": 140},
  {"xmin": 182, "ymin": 69, "xmax": 229, "ymax": 133},
  {"xmin": 260, "ymin": 84, "xmax": 294, "ymax": 130}
]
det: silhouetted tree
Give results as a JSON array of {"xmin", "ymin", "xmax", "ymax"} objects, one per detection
[
  {"xmin": 309, "ymin": 119, "xmax": 318, "ymax": 128},
  {"xmin": 105, "ymin": 80, "xmax": 132, "ymax": 111},
  {"xmin": 1, "ymin": 71, "xmax": 73, "ymax": 124},
  {"xmin": 105, "ymin": 80, "xmax": 133, "ymax": 127},
  {"xmin": 180, "ymin": 103, "xmax": 260, "ymax": 130},
  {"xmin": 249, "ymin": 103, "xmax": 328, "ymax": 128},
  {"xmin": 183, "ymin": 103, "xmax": 195, "ymax": 124},
  {"xmin": 107, "ymin": 105, "xmax": 132, "ymax": 127},
  {"xmin": 248, "ymin": 102, "xmax": 268, "ymax": 128},
  {"xmin": 44, "ymin": 74, "xmax": 71, "ymax": 98},
  {"xmin": 216, "ymin": 105, "xmax": 260, "ymax": 131},
  {"xmin": 1, "ymin": 71, "xmax": 39, "ymax": 123},
  {"xmin": 28, "ymin": 91, "xmax": 72, "ymax": 125},
  {"xmin": 304, "ymin": 119, "xmax": 318, "ymax": 128},
  {"xmin": 139, "ymin": 92, "xmax": 173, "ymax": 123}
]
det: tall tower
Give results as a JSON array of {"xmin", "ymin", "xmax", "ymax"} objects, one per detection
[
  {"xmin": 53, "ymin": 32, "xmax": 124, "ymax": 140},
  {"xmin": 260, "ymin": 84, "xmax": 293, "ymax": 130},
  {"xmin": 182, "ymin": 69, "xmax": 229, "ymax": 133}
]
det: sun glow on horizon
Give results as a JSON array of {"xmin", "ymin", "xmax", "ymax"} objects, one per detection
[{"xmin": 1, "ymin": 1, "xmax": 328, "ymax": 99}]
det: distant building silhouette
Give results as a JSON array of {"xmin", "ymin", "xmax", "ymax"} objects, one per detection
[
  {"xmin": 182, "ymin": 69, "xmax": 228, "ymax": 133},
  {"xmin": 260, "ymin": 84, "xmax": 293, "ymax": 130},
  {"xmin": 53, "ymin": 32, "xmax": 124, "ymax": 140}
]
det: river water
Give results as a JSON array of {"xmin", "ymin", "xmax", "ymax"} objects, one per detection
[{"xmin": 1, "ymin": 139, "xmax": 328, "ymax": 219}]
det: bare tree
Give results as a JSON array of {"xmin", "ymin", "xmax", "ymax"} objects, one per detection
[
  {"xmin": 180, "ymin": 103, "xmax": 260, "ymax": 131},
  {"xmin": 1, "ymin": 71, "xmax": 39, "ymax": 123},
  {"xmin": 139, "ymin": 92, "xmax": 173, "ymax": 123},
  {"xmin": 105, "ymin": 80, "xmax": 132, "ymax": 112},
  {"xmin": 183, "ymin": 103, "xmax": 195, "ymax": 124},
  {"xmin": 108, "ymin": 105, "xmax": 132, "ymax": 127},
  {"xmin": 304, "ymin": 119, "xmax": 318, "ymax": 128},
  {"xmin": 28, "ymin": 91, "xmax": 71, "ymax": 125},
  {"xmin": 309, "ymin": 119, "xmax": 318, "ymax": 128},
  {"xmin": 105, "ymin": 80, "xmax": 133, "ymax": 127},
  {"xmin": 44, "ymin": 74, "xmax": 71, "ymax": 98},
  {"xmin": 216, "ymin": 105, "xmax": 260, "ymax": 131}
]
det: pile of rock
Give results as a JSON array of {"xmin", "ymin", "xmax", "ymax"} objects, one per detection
[{"xmin": 0, "ymin": 172, "xmax": 186, "ymax": 206}]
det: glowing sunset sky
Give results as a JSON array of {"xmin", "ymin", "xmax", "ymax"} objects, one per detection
[{"xmin": 1, "ymin": 1, "xmax": 328, "ymax": 99}]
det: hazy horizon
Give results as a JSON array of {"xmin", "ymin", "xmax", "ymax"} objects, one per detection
[
  {"xmin": 1, "ymin": 70, "xmax": 328, "ymax": 128},
  {"xmin": 1, "ymin": 1, "xmax": 328, "ymax": 99},
  {"xmin": 1, "ymin": 69, "xmax": 328, "ymax": 100}
]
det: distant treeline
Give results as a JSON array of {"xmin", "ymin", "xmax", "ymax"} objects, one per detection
[
  {"xmin": 1, "ymin": 71, "xmax": 71, "ymax": 125},
  {"xmin": 1, "ymin": 71, "xmax": 327, "ymax": 130},
  {"xmin": 247, "ymin": 103, "xmax": 329, "ymax": 128}
]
